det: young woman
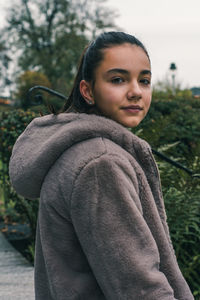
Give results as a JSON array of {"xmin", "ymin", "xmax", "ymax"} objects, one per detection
[{"xmin": 9, "ymin": 32, "xmax": 193, "ymax": 299}]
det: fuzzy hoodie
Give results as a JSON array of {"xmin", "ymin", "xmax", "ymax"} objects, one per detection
[{"xmin": 9, "ymin": 113, "xmax": 193, "ymax": 300}]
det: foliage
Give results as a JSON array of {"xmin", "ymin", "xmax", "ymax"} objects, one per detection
[
  {"xmin": 0, "ymin": 41, "xmax": 6, "ymax": 78},
  {"xmin": 0, "ymin": 109, "xmax": 39, "ymax": 263},
  {"xmin": 4, "ymin": 0, "xmax": 118, "ymax": 94},
  {"xmin": 134, "ymin": 93, "xmax": 200, "ymax": 297},
  {"xmin": 160, "ymin": 163, "xmax": 200, "ymax": 297},
  {"xmin": 135, "ymin": 96, "xmax": 200, "ymax": 163},
  {"xmin": 15, "ymin": 70, "xmax": 51, "ymax": 110},
  {"xmin": 0, "ymin": 109, "xmax": 37, "ymax": 165},
  {"xmin": 152, "ymin": 77, "xmax": 193, "ymax": 102},
  {"xmin": 0, "ymin": 40, "xmax": 12, "ymax": 93}
]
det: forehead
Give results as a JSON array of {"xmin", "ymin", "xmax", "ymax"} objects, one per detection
[{"xmin": 98, "ymin": 43, "xmax": 150, "ymax": 73}]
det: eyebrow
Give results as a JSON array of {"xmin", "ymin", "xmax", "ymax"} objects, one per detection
[
  {"xmin": 140, "ymin": 70, "xmax": 152, "ymax": 76},
  {"xmin": 106, "ymin": 68, "xmax": 152, "ymax": 76}
]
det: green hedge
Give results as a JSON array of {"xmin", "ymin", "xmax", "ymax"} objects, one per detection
[{"xmin": 0, "ymin": 109, "xmax": 39, "ymax": 262}]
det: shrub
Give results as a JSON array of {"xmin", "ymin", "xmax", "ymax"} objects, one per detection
[
  {"xmin": 15, "ymin": 70, "xmax": 51, "ymax": 110},
  {"xmin": 158, "ymin": 158, "xmax": 200, "ymax": 297},
  {"xmin": 0, "ymin": 109, "xmax": 39, "ymax": 262},
  {"xmin": 136, "ymin": 97, "xmax": 200, "ymax": 162}
]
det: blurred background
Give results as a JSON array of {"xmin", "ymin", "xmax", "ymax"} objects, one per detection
[
  {"xmin": 1, "ymin": 0, "xmax": 200, "ymax": 99},
  {"xmin": 0, "ymin": 0, "xmax": 200, "ymax": 298}
]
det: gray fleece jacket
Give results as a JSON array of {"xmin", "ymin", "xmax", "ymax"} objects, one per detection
[{"xmin": 9, "ymin": 113, "xmax": 193, "ymax": 300}]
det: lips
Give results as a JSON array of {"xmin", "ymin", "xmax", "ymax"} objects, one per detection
[{"xmin": 121, "ymin": 105, "xmax": 143, "ymax": 110}]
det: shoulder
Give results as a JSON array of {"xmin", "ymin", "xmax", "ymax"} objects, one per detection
[
  {"xmin": 64, "ymin": 136, "xmax": 136, "ymax": 171},
  {"xmin": 54, "ymin": 136, "xmax": 139, "ymax": 187},
  {"xmin": 63, "ymin": 137, "xmax": 140, "ymax": 191}
]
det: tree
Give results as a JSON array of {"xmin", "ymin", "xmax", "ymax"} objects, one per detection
[
  {"xmin": 15, "ymin": 70, "xmax": 51, "ymax": 109},
  {"xmin": 0, "ymin": 41, "xmax": 5, "ymax": 77},
  {"xmin": 0, "ymin": 40, "xmax": 12, "ymax": 95},
  {"xmin": 4, "ymin": 0, "xmax": 118, "ymax": 94}
]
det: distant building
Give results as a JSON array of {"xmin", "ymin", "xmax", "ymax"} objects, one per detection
[
  {"xmin": 0, "ymin": 96, "xmax": 11, "ymax": 106},
  {"xmin": 191, "ymin": 87, "xmax": 200, "ymax": 98}
]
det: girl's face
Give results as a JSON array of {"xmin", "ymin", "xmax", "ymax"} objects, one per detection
[{"xmin": 81, "ymin": 43, "xmax": 152, "ymax": 128}]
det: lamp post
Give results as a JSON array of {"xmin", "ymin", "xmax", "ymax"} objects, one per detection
[{"xmin": 169, "ymin": 62, "xmax": 177, "ymax": 94}]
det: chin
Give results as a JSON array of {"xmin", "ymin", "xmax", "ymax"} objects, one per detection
[{"xmin": 118, "ymin": 119, "xmax": 142, "ymax": 128}]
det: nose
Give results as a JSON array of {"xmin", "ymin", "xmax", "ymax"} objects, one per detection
[{"xmin": 127, "ymin": 81, "xmax": 142, "ymax": 100}]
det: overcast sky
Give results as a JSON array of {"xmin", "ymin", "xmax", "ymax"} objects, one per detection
[
  {"xmin": 106, "ymin": 0, "xmax": 200, "ymax": 88},
  {"xmin": 1, "ymin": 0, "xmax": 200, "ymax": 89}
]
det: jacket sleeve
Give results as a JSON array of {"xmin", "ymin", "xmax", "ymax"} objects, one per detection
[{"xmin": 70, "ymin": 153, "xmax": 177, "ymax": 300}]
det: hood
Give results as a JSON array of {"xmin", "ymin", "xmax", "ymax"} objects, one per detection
[{"xmin": 9, "ymin": 113, "xmax": 151, "ymax": 199}]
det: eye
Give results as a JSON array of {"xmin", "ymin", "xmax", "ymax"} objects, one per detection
[
  {"xmin": 111, "ymin": 77, "xmax": 124, "ymax": 84},
  {"xmin": 140, "ymin": 78, "xmax": 151, "ymax": 85}
]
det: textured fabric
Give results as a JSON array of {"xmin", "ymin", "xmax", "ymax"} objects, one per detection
[{"xmin": 9, "ymin": 113, "xmax": 194, "ymax": 300}]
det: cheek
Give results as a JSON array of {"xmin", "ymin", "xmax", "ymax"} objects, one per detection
[
  {"xmin": 94, "ymin": 88, "xmax": 119, "ymax": 105},
  {"xmin": 144, "ymin": 92, "xmax": 152, "ymax": 109}
]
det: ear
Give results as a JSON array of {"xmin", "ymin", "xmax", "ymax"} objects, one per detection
[{"xmin": 79, "ymin": 80, "xmax": 94, "ymax": 105}]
